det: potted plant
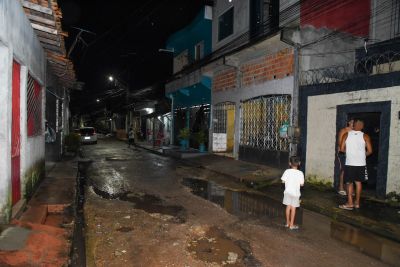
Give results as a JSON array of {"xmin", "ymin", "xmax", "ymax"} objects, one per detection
[
  {"xmin": 194, "ymin": 131, "xmax": 207, "ymax": 153},
  {"xmin": 178, "ymin": 128, "xmax": 190, "ymax": 150}
]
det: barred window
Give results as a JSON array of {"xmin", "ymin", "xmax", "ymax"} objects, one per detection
[
  {"xmin": 213, "ymin": 102, "xmax": 235, "ymax": 133},
  {"xmin": 27, "ymin": 75, "xmax": 42, "ymax": 136},
  {"xmin": 240, "ymin": 95, "xmax": 291, "ymax": 151}
]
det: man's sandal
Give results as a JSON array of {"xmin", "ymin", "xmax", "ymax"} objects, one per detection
[{"xmin": 339, "ymin": 204, "xmax": 354, "ymax": 210}]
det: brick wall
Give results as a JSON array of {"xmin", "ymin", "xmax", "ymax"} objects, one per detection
[
  {"xmin": 212, "ymin": 48, "xmax": 294, "ymax": 92},
  {"xmin": 241, "ymin": 48, "xmax": 294, "ymax": 87},
  {"xmin": 212, "ymin": 68, "xmax": 237, "ymax": 92}
]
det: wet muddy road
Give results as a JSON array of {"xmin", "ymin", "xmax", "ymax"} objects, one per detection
[{"xmin": 82, "ymin": 139, "xmax": 397, "ymax": 267}]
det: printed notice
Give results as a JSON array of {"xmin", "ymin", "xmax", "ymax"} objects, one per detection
[{"xmin": 213, "ymin": 133, "xmax": 227, "ymax": 152}]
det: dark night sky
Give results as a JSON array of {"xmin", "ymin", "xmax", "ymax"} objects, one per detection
[{"xmin": 59, "ymin": 0, "xmax": 209, "ymax": 114}]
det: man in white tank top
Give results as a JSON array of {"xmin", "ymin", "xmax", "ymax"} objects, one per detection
[{"xmin": 339, "ymin": 119, "xmax": 372, "ymax": 210}]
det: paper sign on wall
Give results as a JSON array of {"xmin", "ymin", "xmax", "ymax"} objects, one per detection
[{"xmin": 213, "ymin": 133, "xmax": 227, "ymax": 152}]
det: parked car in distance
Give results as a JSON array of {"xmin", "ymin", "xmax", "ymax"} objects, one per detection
[{"xmin": 79, "ymin": 127, "xmax": 97, "ymax": 144}]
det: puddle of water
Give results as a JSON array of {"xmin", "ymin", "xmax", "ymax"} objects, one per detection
[
  {"xmin": 91, "ymin": 188, "xmax": 186, "ymax": 223},
  {"xmin": 182, "ymin": 178, "xmax": 303, "ymax": 225},
  {"xmin": 329, "ymin": 220, "xmax": 400, "ymax": 266},
  {"xmin": 105, "ymin": 157, "xmax": 130, "ymax": 161},
  {"xmin": 188, "ymin": 227, "xmax": 261, "ymax": 267},
  {"xmin": 182, "ymin": 178, "xmax": 400, "ymax": 266}
]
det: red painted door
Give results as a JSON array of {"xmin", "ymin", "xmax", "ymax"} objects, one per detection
[{"xmin": 11, "ymin": 61, "xmax": 21, "ymax": 205}]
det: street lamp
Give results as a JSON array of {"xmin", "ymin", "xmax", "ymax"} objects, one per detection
[
  {"xmin": 96, "ymin": 98, "xmax": 100, "ymax": 103},
  {"xmin": 108, "ymin": 75, "xmax": 114, "ymax": 82},
  {"xmin": 158, "ymin": 48, "xmax": 174, "ymax": 53}
]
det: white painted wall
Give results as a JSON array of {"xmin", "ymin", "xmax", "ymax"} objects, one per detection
[
  {"xmin": 306, "ymin": 86, "xmax": 400, "ymax": 193},
  {"xmin": 0, "ymin": 0, "xmax": 46, "ymax": 221}
]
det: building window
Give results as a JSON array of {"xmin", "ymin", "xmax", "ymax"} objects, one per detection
[
  {"xmin": 218, "ymin": 7, "xmax": 234, "ymax": 41},
  {"xmin": 194, "ymin": 41, "xmax": 204, "ymax": 61},
  {"xmin": 27, "ymin": 74, "xmax": 42, "ymax": 136}
]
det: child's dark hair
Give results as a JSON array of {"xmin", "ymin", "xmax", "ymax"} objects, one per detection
[{"xmin": 290, "ymin": 156, "xmax": 301, "ymax": 167}]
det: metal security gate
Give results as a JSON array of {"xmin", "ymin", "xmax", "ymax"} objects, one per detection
[
  {"xmin": 213, "ymin": 102, "xmax": 235, "ymax": 153},
  {"xmin": 240, "ymin": 95, "xmax": 291, "ymax": 151},
  {"xmin": 11, "ymin": 61, "xmax": 21, "ymax": 205}
]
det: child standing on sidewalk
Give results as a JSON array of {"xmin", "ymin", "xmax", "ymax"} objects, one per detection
[{"xmin": 281, "ymin": 156, "xmax": 304, "ymax": 230}]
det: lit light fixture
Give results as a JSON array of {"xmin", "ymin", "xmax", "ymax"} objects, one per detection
[
  {"xmin": 157, "ymin": 116, "xmax": 161, "ymax": 120},
  {"xmin": 144, "ymin": 108, "xmax": 154, "ymax": 114},
  {"xmin": 109, "ymin": 118, "xmax": 112, "ymax": 121},
  {"xmin": 96, "ymin": 99, "xmax": 100, "ymax": 102},
  {"xmin": 158, "ymin": 48, "xmax": 174, "ymax": 53},
  {"xmin": 108, "ymin": 75, "xmax": 114, "ymax": 82}
]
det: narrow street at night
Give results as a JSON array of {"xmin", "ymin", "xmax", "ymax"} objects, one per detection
[
  {"xmin": 1, "ymin": 0, "xmax": 400, "ymax": 266},
  {"xmin": 80, "ymin": 137, "xmax": 397, "ymax": 266}
]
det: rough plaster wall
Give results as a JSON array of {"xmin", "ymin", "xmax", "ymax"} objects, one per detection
[
  {"xmin": 299, "ymin": 26, "xmax": 363, "ymax": 72},
  {"xmin": 0, "ymin": 44, "xmax": 12, "ymax": 220},
  {"xmin": 0, "ymin": 0, "xmax": 46, "ymax": 217},
  {"xmin": 306, "ymin": 86, "xmax": 400, "ymax": 193},
  {"xmin": 212, "ymin": 0, "xmax": 249, "ymax": 51}
]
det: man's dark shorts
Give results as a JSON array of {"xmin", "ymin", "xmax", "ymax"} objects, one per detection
[{"xmin": 344, "ymin": 165, "xmax": 366, "ymax": 183}]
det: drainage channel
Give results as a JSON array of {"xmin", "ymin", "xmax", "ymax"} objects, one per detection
[
  {"xmin": 182, "ymin": 177, "xmax": 400, "ymax": 266},
  {"xmin": 70, "ymin": 160, "xmax": 91, "ymax": 266}
]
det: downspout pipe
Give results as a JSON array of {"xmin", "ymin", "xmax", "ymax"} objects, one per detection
[{"xmin": 280, "ymin": 30, "xmax": 301, "ymax": 157}]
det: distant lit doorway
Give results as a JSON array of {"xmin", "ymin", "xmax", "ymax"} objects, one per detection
[
  {"xmin": 348, "ymin": 112, "xmax": 381, "ymax": 192},
  {"xmin": 336, "ymin": 102, "xmax": 390, "ymax": 197}
]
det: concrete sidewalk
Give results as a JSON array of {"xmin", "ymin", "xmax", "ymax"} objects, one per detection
[
  {"xmin": 0, "ymin": 160, "xmax": 77, "ymax": 266},
  {"xmin": 134, "ymin": 142, "xmax": 400, "ymax": 243}
]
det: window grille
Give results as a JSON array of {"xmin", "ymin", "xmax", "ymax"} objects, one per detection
[
  {"xmin": 240, "ymin": 95, "xmax": 291, "ymax": 151},
  {"xmin": 213, "ymin": 102, "xmax": 235, "ymax": 133},
  {"xmin": 27, "ymin": 75, "xmax": 42, "ymax": 136}
]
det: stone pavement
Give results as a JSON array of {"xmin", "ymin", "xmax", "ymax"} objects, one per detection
[
  {"xmin": 0, "ymin": 159, "xmax": 77, "ymax": 266},
  {"xmin": 134, "ymin": 142, "xmax": 400, "ymax": 243}
]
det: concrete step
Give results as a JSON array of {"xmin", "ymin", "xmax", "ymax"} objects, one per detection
[{"xmin": 19, "ymin": 205, "xmax": 48, "ymax": 224}]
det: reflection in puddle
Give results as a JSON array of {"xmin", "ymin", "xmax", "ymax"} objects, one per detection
[
  {"xmin": 183, "ymin": 178, "xmax": 400, "ymax": 266},
  {"xmin": 105, "ymin": 157, "xmax": 131, "ymax": 161},
  {"xmin": 182, "ymin": 178, "xmax": 303, "ymax": 225},
  {"xmin": 330, "ymin": 221, "xmax": 400, "ymax": 266}
]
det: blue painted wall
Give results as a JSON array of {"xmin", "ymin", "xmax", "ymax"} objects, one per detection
[{"xmin": 166, "ymin": 6, "xmax": 212, "ymax": 60}]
